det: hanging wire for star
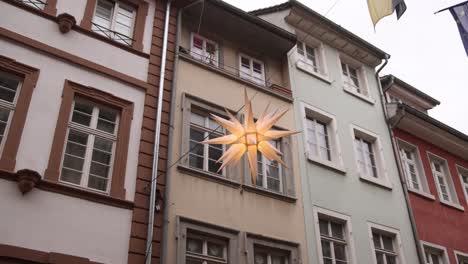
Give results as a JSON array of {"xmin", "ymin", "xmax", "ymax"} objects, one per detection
[{"xmin": 202, "ymin": 90, "xmax": 299, "ymax": 185}]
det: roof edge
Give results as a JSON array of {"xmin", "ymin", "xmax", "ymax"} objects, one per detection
[{"xmin": 382, "ymin": 75, "xmax": 441, "ymax": 106}]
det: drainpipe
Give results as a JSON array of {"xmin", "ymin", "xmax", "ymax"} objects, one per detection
[
  {"xmin": 146, "ymin": 0, "xmax": 172, "ymax": 263},
  {"xmin": 375, "ymin": 56, "xmax": 425, "ymax": 264},
  {"xmin": 160, "ymin": 6, "xmax": 182, "ymax": 264}
]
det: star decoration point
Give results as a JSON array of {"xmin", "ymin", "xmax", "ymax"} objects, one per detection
[{"xmin": 202, "ymin": 90, "xmax": 298, "ymax": 185}]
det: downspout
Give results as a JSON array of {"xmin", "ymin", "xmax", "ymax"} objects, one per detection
[
  {"xmin": 375, "ymin": 56, "xmax": 425, "ymax": 264},
  {"xmin": 146, "ymin": 0, "xmax": 172, "ymax": 263},
  {"xmin": 160, "ymin": 7, "xmax": 182, "ymax": 264}
]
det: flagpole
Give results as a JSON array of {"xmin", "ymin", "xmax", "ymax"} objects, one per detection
[{"xmin": 434, "ymin": 0, "xmax": 468, "ymax": 14}]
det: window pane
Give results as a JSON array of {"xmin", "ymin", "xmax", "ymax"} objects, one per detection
[
  {"xmin": 186, "ymin": 259, "xmax": 203, "ymax": 264},
  {"xmin": 271, "ymin": 255, "xmax": 287, "ymax": 264},
  {"xmin": 193, "ymin": 36, "xmax": 203, "ymax": 50},
  {"xmin": 206, "ymin": 42, "xmax": 216, "ymax": 55},
  {"xmin": 92, "ymin": 149, "xmax": 112, "ymax": 164},
  {"xmin": 88, "ymin": 175, "xmax": 108, "ymax": 191},
  {"xmin": 254, "ymin": 252, "xmax": 268, "ymax": 264},
  {"xmin": 190, "ymin": 112, "xmax": 205, "ymax": 127},
  {"xmin": 114, "ymin": 4, "xmax": 134, "ymax": 37},
  {"xmin": 386, "ymin": 255, "xmax": 396, "ymax": 264},
  {"xmin": 94, "ymin": 137, "xmax": 113, "ymax": 152},
  {"xmin": 341, "ymin": 63, "xmax": 348, "ymax": 76},
  {"xmin": 0, "ymin": 108, "xmax": 10, "ymax": 140},
  {"xmin": 94, "ymin": 0, "xmax": 113, "ymax": 28},
  {"xmin": 331, "ymin": 222, "xmax": 344, "ymax": 239},
  {"xmin": 334, "ymin": 243, "xmax": 347, "ymax": 261},
  {"xmin": 66, "ymin": 140, "xmax": 87, "ymax": 157},
  {"xmin": 60, "ymin": 168, "xmax": 82, "ymax": 185},
  {"xmin": 186, "ymin": 237, "xmax": 203, "ymax": 254},
  {"xmin": 63, "ymin": 154, "xmax": 85, "ymax": 171},
  {"xmin": 319, "ymin": 219, "xmax": 329, "ymax": 236},
  {"xmin": 241, "ymin": 57, "xmax": 250, "ymax": 69},
  {"xmin": 375, "ymin": 252, "xmax": 384, "ymax": 264},
  {"xmin": 0, "ymin": 73, "xmax": 19, "ymax": 103},
  {"xmin": 90, "ymin": 161, "xmax": 110, "ymax": 177},
  {"xmin": 373, "ymin": 233, "xmax": 381, "ymax": 248},
  {"xmin": 72, "ymin": 101, "xmax": 93, "ymax": 126},
  {"xmin": 253, "ymin": 62, "xmax": 262, "ymax": 74},
  {"xmin": 97, "ymin": 107, "xmax": 118, "ymax": 134},
  {"xmin": 267, "ymin": 177, "xmax": 280, "ymax": 192},
  {"xmin": 321, "ymin": 240, "xmax": 332, "ymax": 257},
  {"xmin": 382, "ymin": 235, "xmax": 394, "ymax": 251},
  {"xmin": 297, "ymin": 42, "xmax": 304, "ymax": 55},
  {"xmin": 207, "ymin": 241, "xmax": 224, "ymax": 258}
]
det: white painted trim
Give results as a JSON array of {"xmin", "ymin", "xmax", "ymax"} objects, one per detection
[
  {"xmin": 455, "ymin": 164, "xmax": 468, "ymax": 205},
  {"xmin": 420, "ymin": 240, "xmax": 450, "ymax": 264},
  {"xmin": 312, "ymin": 206, "xmax": 357, "ymax": 264},
  {"xmin": 427, "ymin": 151, "xmax": 462, "ymax": 208},
  {"xmin": 300, "ymin": 102, "xmax": 345, "ymax": 171},
  {"xmin": 396, "ymin": 138, "xmax": 432, "ymax": 195},
  {"xmin": 455, "ymin": 250, "xmax": 468, "ymax": 264},
  {"xmin": 350, "ymin": 124, "xmax": 392, "ymax": 189},
  {"xmin": 367, "ymin": 222, "xmax": 406, "ymax": 264},
  {"xmin": 189, "ymin": 32, "xmax": 219, "ymax": 67}
]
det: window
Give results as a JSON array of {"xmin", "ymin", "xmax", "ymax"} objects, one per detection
[
  {"xmin": 189, "ymin": 109, "xmax": 225, "ymax": 175},
  {"xmin": 421, "ymin": 241, "xmax": 449, "ymax": 264},
  {"xmin": 354, "ymin": 137, "xmax": 377, "ymax": 178},
  {"xmin": 428, "ymin": 153, "xmax": 461, "ymax": 208},
  {"xmin": 352, "ymin": 126, "xmax": 390, "ymax": 188},
  {"xmin": 59, "ymin": 98, "xmax": 119, "ymax": 193},
  {"xmin": 397, "ymin": 140, "xmax": 431, "ymax": 196},
  {"xmin": 368, "ymin": 223, "xmax": 405, "ymax": 264},
  {"xmin": 456, "ymin": 251, "xmax": 468, "ymax": 264},
  {"xmin": 91, "ymin": 0, "xmax": 136, "ymax": 46},
  {"xmin": 45, "ymin": 80, "xmax": 133, "ymax": 199},
  {"xmin": 246, "ymin": 233, "xmax": 299, "ymax": 264},
  {"xmin": 297, "ymin": 41, "xmax": 319, "ymax": 73},
  {"xmin": 191, "ymin": 34, "xmax": 219, "ymax": 66},
  {"xmin": 314, "ymin": 207, "xmax": 356, "ymax": 264},
  {"xmin": 340, "ymin": 58, "xmax": 370, "ymax": 100},
  {"xmin": 0, "ymin": 56, "xmax": 38, "ymax": 171},
  {"xmin": 177, "ymin": 217, "xmax": 239, "ymax": 264},
  {"xmin": 319, "ymin": 218, "xmax": 348, "ymax": 264},
  {"xmin": 254, "ymin": 246, "xmax": 289, "ymax": 264},
  {"xmin": 0, "ymin": 71, "xmax": 21, "ymax": 153},
  {"xmin": 16, "ymin": 0, "xmax": 46, "ymax": 10},
  {"xmin": 239, "ymin": 54, "xmax": 265, "ymax": 86},
  {"xmin": 256, "ymin": 140, "xmax": 283, "ymax": 193},
  {"xmin": 186, "ymin": 233, "xmax": 228, "ymax": 264},
  {"xmin": 457, "ymin": 166, "xmax": 468, "ymax": 203},
  {"xmin": 302, "ymin": 104, "xmax": 344, "ymax": 171}
]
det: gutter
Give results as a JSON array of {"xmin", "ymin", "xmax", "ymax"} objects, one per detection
[
  {"xmin": 160, "ymin": 6, "xmax": 182, "ymax": 264},
  {"xmin": 145, "ymin": 0, "xmax": 172, "ymax": 263},
  {"xmin": 375, "ymin": 57, "xmax": 425, "ymax": 264}
]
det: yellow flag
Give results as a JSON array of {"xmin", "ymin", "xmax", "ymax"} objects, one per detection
[{"xmin": 367, "ymin": 0, "xmax": 393, "ymax": 26}]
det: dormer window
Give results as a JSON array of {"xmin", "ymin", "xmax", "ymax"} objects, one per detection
[{"xmin": 190, "ymin": 33, "xmax": 219, "ymax": 67}]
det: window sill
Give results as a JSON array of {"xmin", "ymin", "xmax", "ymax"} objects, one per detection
[
  {"xmin": 242, "ymin": 184, "xmax": 297, "ymax": 203},
  {"xmin": 439, "ymin": 199, "xmax": 465, "ymax": 212},
  {"xmin": 343, "ymin": 87, "xmax": 375, "ymax": 105},
  {"xmin": 359, "ymin": 174, "xmax": 393, "ymax": 190},
  {"xmin": 179, "ymin": 53, "xmax": 293, "ymax": 102},
  {"xmin": 295, "ymin": 62, "xmax": 331, "ymax": 84},
  {"xmin": 408, "ymin": 188, "xmax": 435, "ymax": 201},
  {"xmin": 306, "ymin": 155, "xmax": 346, "ymax": 174},
  {"xmin": 177, "ymin": 165, "xmax": 241, "ymax": 188}
]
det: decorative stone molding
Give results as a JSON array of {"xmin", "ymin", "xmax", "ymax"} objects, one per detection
[
  {"xmin": 57, "ymin": 13, "xmax": 76, "ymax": 34},
  {"xmin": 16, "ymin": 169, "xmax": 42, "ymax": 195}
]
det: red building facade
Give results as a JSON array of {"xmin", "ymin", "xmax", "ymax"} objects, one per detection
[{"xmin": 384, "ymin": 75, "xmax": 468, "ymax": 264}]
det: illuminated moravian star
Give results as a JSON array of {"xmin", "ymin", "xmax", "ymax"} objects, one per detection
[{"xmin": 201, "ymin": 90, "xmax": 298, "ymax": 185}]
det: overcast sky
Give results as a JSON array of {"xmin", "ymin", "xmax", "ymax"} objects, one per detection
[{"xmin": 224, "ymin": 0, "xmax": 468, "ymax": 134}]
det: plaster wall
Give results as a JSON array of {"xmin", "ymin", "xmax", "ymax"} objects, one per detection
[{"xmin": 165, "ymin": 59, "xmax": 308, "ymax": 264}]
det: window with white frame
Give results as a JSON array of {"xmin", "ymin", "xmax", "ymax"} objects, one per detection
[
  {"xmin": 397, "ymin": 140, "xmax": 429, "ymax": 193},
  {"xmin": 191, "ymin": 34, "xmax": 219, "ymax": 66},
  {"xmin": 92, "ymin": 0, "xmax": 136, "ymax": 46},
  {"xmin": 60, "ymin": 98, "xmax": 119, "ymax": 192},
  {"xmin": 185, "ymin": 232, "xmax": 228, "ymax": 264},
  {"xmin": 256, "ymin": 140, "xmax": 283, "ymax": 193},
  {"xmin": 189, "ymin": 109, "xmax": 225, "ymax": 175},
  {"xmin": 318, "ymin": 217, "xmax": 349, "ymax": 264},
  {"xmin": 302, "ymin": 105, "xmax": 343, "ymax": 170},
  {"xmin": 457, "ymin": 166, "xmax": 468, "ymax": 203},
  {"xmin": 17, "ymin": 0, "xmax": 46, "ymax": 10},
  {"xmin": 369, "ymin": 224, "xmax": 404, "ymax": 264},
  {"xmin": 422, "ymin": 242, "xmax": 449, "ymax": 264},
  {"xmin": 456, "ymin": 251, "xmax": 468, "ymax": 264},
  {"xmin": 297, "ymin": 41, "xmax": 319, "ymax": 74},
  {"xmin": 352, "ymin": 127, "xmax": 389, "ymax": 187},
  {"xmin": 340, "ymin": 59, "xmax": 368, "ymax": 97},
  {"xmin": 428, "ymin": 154, "xmax": 459, "ymax": 205},
  {"xmin": 254, "ymin": 246, "xmax": 289, "ymax": 264},
  {"xmin": 0, "ymin": 71, "xmax": 21, "ymax": 154},
  {"xmin": 239, "ymin": 54, "xmax": 265, "ymax": 86}
]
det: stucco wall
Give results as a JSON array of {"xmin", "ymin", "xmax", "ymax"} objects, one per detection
[
  {"xmin": 164, "ymin": 59, "xmax": 308, "ymax": 263},
  {"xmin": 394, "ymin": 128, "xmax": 468, "ymax": 264},
  {"xmin": 287, "ymin": 41, "xmax": 420, "ymax": 263},
  {"xmin": 0, "ymin": 0, "xmax": 155, "ymax": 81}
]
